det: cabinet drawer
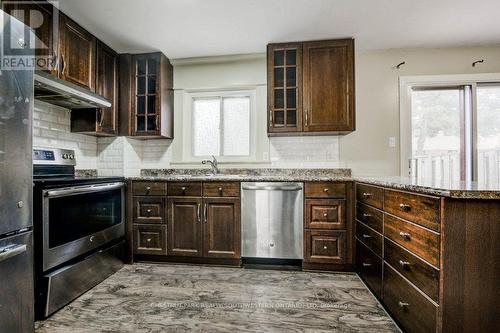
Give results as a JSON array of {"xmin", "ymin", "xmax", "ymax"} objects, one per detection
[
  {"xmin": 133, "ymin": 181, "xmax": 167, "ymax": 196},
  {"xmin": 167, "ymin": 182, "xmax": 202, "ymax": 197},
  {"xmin": 133, "ymin": 197, "xmax": 165, "ymax": 224},
  {"xmin": 356, "ymin": 240, "xmax": 382, "ymax": 298},
  {"xmin": 384, "ymin": 238, "xmax": 439, "ymax": 302},
  {"xmin": 305, "ymin": 199, "xmax": 346, "ymax": 229},
  {"xmin": 383, "ymin": 264, "xmax": 437, "ymax": 333},
  {"xmin": 356, "ymin": 183, "xmax": 383, "ymax": 210},
  {"xmin": 304, "ymin": 230, "xmax": 346, "ymax": 264},
  {"xmin": 203, "ymin": 182, "xmax": 240, "ymax": 197},
  {"xmin": 384, "ymin": 189, "xmax": 440, "ymax": 232},
  {"xmin": 305, "ymin": 182, "xmax": 346, "ymax": 199},
  {"xmin": 356, "ymin": 221, "xmax": 382, "ymax": 257},
  {"xmin": 356, "ymin": 202, "xmax": 383, "ymax": 233},
  {"xmin": 133, "ymin": 224, "xmax": 167, "ymax": 255},
  {"xmin": 384, "ymin": 214, "xmax": 440, "ymax": 267}
]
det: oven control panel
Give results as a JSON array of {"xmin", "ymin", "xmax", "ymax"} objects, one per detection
[{"xmin": 33, "ymin": 148, "xmax": 76, "ymax": 166}]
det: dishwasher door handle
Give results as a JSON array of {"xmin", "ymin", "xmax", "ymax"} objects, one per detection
[{"xmin": 241, "ymin": 185, "xmax": 303, "ymax": 191}]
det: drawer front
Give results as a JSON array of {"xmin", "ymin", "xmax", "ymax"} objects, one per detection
[
  {"xmin": 356, "ymin": 183, "xmax": 383, "ymax": 210},
  {"xmin": 133, "ymin": 224, "xmax": 167, "ymax": 255},
  {"xmin": 383, "ymin": 264, "xmax": 437, "ymax": 333},
  {"xmin": 305, "ymin": 182, "xmax": 346, "ymax": 199},
  {"xmin": 356, "ymin": 221, "xmax": 382, "ymax": 257},
  {"xmin": 133, "ymin": 181, "xmax": 167, "ymax": 196},
  {"xmin": 356, "ymin": 240, "xmax": 382, "ymax": 298},
  {"xmin": 356, "ymin": 202, "xmax": 383, "ymax": 233},
  {"xmin": 384, "ymin": 214, "xmax": 440, "ymax": 267},
  {"xmin": 133, "ymin": 197, "xmax": 165, "ymax": 224},
  {"xmin": 384, "ymin": 238, "xmax": 439, "ymax": 302},
  {"xmin": 384, "ymin": 189, "xmax": 440, "ymax": 232},
  {"xmin": 304, "ymin": 230, "xmax": 346, "ymax": 264},
  {"xmin": 203, "ymin": 182, "xmax": 240, "ymax": 197},
  {"xmin": 305, "ymin": 199, "xmax": 346, "ymax": 229},
  {"xmin": 167, "ymin": 182, "xmax": 202, "ymax": 197}
]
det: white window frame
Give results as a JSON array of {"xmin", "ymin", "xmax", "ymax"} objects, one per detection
[
  {"xmin": 183, "ymin": 89, "xmax": 257, "ymax": 163},
  {"xmin": 399, "ymin": 73, "xmax": 500, "ymax": 179}
]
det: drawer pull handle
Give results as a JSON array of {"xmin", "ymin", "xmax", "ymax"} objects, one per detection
[
  {"xmin": 399, "ymin": 203, "xmax": 411, "ymax": 211},
  {"xmin": 362, "ymin": 234, "xmax": 373, "ymax": 239},
  {"xmin": 398, "ymin": 301, "xmax": 410, "ymax": 308},
  {"xmin": 399, "ymin": 231, "xmax": 411, "ymax": 239},
  {"xmin": 362, "ymin": 192, "xmax": 372, "ymax": 197},
  {"xmin": 399, "ymin": 260, "xmax": 411, "ymax": 268},
  {"xmin": 323, "ymin": 213, "xmax": 328, "ymax": 217},
  {"xmin": 197, "ymin": 204, "xmax": 201, "ymax": 223},
  {"xmin": 323, "ymin": 246, "xmax": 328, "ymax": 250},
  {"xmin": 362, "ymin": 213, "xmax": 372, "ymax": 218},
  {"xmin": 362, "ymin": 262, "xmax": 372, "ymax": 267},
  {"xmin": 323, "ymin": 188, "xmax": 329, "ymax": 192}
]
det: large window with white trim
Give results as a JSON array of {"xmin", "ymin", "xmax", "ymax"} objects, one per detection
[
  {"xmin": 191, "ymin": 91, "xmax": 252, "ymax": 158},
  {"xmin": 401, "ymin": 75, "xmax": 500, "ymax": 184}
]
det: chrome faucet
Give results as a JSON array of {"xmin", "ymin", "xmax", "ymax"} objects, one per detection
[{"xmin": 202, "ymin": 155, "xmax": 220, "ymax": 175}]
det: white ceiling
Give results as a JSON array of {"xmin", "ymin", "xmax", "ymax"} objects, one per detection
[{"xmin": 57, "ymin": 0, "xmax": 500, "ymax": 59}]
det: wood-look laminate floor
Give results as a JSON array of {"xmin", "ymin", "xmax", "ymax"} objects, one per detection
[{"xmin": 35, "ymin": 263, "xmax": 398, "ymax": 333}]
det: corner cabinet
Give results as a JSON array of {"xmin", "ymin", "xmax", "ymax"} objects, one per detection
[
  {"xmin": 119, "ymin": 52, "xmax": 174, "ymax": 138},
  {"xmin": 267, "ymin": 39, "xmax": 355, "ymax": 135},
  {"xmin": 71, "ymin": 41, "xmax": 118, "ymax": 135}
]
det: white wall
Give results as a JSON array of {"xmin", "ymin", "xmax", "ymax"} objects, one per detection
[{"xmin": 344, "ymin": 45, "xmax": 500, "ymax": 176}]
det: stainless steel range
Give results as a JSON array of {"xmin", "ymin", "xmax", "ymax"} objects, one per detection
[{"xmin": 33, "ymin": 147, "xmax": 125, "ymax": 318}]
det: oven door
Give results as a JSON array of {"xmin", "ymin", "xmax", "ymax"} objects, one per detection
[{"xmin": 42, "ymin": 182, "xmax": 125, "ymax": 271}]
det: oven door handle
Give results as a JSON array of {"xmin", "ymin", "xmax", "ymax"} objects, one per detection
[{"xmin": 44, "ymin": 182, "xmax": 125, "ymax": 197}]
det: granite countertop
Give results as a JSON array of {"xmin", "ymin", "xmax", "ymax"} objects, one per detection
[{"xmin": 127, "ymin": 169, "xmax": 500, "ymax": 199}]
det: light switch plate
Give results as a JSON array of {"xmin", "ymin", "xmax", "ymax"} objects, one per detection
[{"xmin": 389, "ymin": 137, "xmax": 396, "ymax": 147}]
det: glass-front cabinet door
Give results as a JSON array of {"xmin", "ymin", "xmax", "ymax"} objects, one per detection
[
  {"xmin": 133, "ymin": 54, "xmax": 159, "ymax": 135},
  {"xmin": 267, "ymin": 43, "xmax": 303, "ymax": 134}
]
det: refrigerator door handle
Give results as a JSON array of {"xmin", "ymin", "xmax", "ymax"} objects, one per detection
[{"xmin": 0, "ymin": 244, "xmax": 27, "ymax": 263}]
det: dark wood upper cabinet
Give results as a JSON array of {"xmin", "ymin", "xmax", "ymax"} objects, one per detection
[
  {"xmin": 58, "ymin": 13, "xmax": 96, "ymax": 91},
  {"xmin": 119, "ymin": 52, "xmax": 174, "ymax": 138},
  {"xmin": 267, "ymin": 38, "xmax": 355, "ymax": 135},
  {"xmin": 71, "ymin": 41, "xmax": 118, "ymax": 135},
  {"xmin": 267, "ymin": 43, "xmax": 303, "ymax": 133},
  {"xmin": 2, "ymin": 1, "xmax": 58, "ymax": 73}
]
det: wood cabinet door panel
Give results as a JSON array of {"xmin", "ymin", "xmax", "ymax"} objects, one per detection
[
  {"xmin": 203, "ymin": 182, "xmax": 240, "ymax": 197},
  {"xmin": 304, "ymin": 182, "xmax": 346, "ymax": 199},
  {"xmin": 303, "ymin": 39, "xmax": 354, "ymax": 132},
  {"xmin": 96, "ymin": 41, "xmax": 118, "ymax": 134},
  {"xmin": 168, "ymin": 182, "xmax": 202, "ymax": 197},
  {"xmin": 133, "ymin": 224, "xmax": 167, "ymax": 255},
  {"xmin": 356, "ymin": 240, "xmax": 382, "ymax": 298},
  {"xmin": 133, "ymin": 197, "xmax": 164, "ymax": 224},
  {"xmin": 356, "ymin": 221, "xmax": 383, "ymax": 257},
  {"xmin": 167, "ymin": 198, "xmax": 202, "ymax": 257},
  {"xmin": 383, "ymin": 264, "xmax": 437, "ymax": 333},
  {"xmin": 384, "ymin": 214, "xmax": 440, "ymax": 267},
  {"xmin": 59, "ymin": 14, "xmax": 96, "ymax": 91},
  {"xmin": 356, "ymin": 183, "xmax": 384, "ymax": 210},
  {"xmin": 356, "ymin": 202, "xmax": 383, "ymax": 233},
  {"xmin": 304, "ymin": 230, "xmax": 346, "ymax": 264},
  {"xmin": 133, "ymin": 181, "xmax": 167, "ymax": 196},
  {"xmin": 203, "ymin": 198, "xmax": 241, "ymax": 259},
  {"xmin": 305, "ymin": 199, "xmax": 346, "ymax": 229}
]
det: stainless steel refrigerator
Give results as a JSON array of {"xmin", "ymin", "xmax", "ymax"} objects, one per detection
[{"xmin": 0, "ymin": 10, "xmax": 35, "ymax": 333}]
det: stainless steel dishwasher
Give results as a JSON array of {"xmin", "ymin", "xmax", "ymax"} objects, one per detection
[{"xmin": 241, "ymin": 182, "xmax": 303, "ymax": 259}]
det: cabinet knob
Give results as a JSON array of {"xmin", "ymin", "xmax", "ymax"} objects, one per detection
[
  {"xmin": 323, "ymin": 188, "xmax": 329, "ymax": 192},
  {"xmin": 362, "ymin": 192, "xmax": 372, "ymax": 197},
  {"xmin": 398, "ymin": 301, "xmax": 410, "ymax": 308},
  {"xmin": 323, "ymin": 213, "xmax": 328, "ymax": 217},
  {"xmin": 323, "ymin": 245, "xmax": 328, "ymax": 250},
  {"xmin": 362, "ymin": 262, "xmax": 372, "ymax": 267},
  {"xmin": 399, "ymin": 203, "xmax": 411, "ymax": 211},
  {"xmin": 362, "ymin": 213, "xmax": 371, "ymax": 218},
  {"xmin": 362, "ymin": 234, "xmax": 373, "ymax": 239},
  {"xmin": 147, "ymin": 209, "xmax": 152, "ymax": 214},
  {"xmin": 398, "ymin": 260, "xmax": 411, "ymax": 268},
  {"xmin": 399, "ymin": 231, "xmax": 411, "ymax": 239},
  {"xmin": 17, "ymin": 201, "xmax": 24, "ymax": 208},
  {"xmin": 146, "ymin": 238, "xmax": 152, "ymax": 243},
  {"xmin": 218, "ymin": 187, "xmax": 223, "ymax": 192},
  {"xmin": 146, "ymin": 186, "xmax": 151, "ymax": 192}
]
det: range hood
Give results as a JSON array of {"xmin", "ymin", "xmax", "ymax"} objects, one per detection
[{"xmin": 34, "ymin": 71, "xmax": 111, "ymax": 109}]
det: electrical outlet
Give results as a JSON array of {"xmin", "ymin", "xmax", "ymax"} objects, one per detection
[
  {"xmin": 263, "ymin": 152, "xmax": 269, "ymax": 160},
  {"xmin": 389, "ymin": 137, "xmax": 396, "ymax": 147}
]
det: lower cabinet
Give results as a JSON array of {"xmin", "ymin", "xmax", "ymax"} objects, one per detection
[
  {"xmin": 304, "ymin": 230, "xmax": 346, "ymax": 264},
  {"xmin": 133, "ymin": 224, "xmax": 167, "ymax": 255},
  {"xmin": 167, "ymin": 197, "xmax": 203, "ymax": 257},
  {"xmin": 356, "ymin": 240, "xmax": 382, "ymax": 298}
]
